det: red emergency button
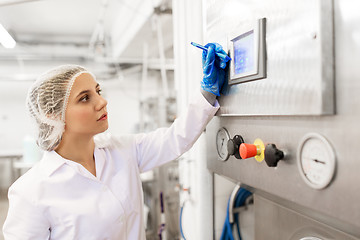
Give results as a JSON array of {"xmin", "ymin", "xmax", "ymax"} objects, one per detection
[
  {"xmin": 239, "ymin": 139, "xmax": 265, "ymax": 162},
  {"xmin": 240, "ymin": 143, "xmax": 258, "ymax": 159}
]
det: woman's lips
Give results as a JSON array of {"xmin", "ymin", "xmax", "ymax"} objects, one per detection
[{"xmin": 97, "ymin": 113, "xmax": 108, "ymax": 121}]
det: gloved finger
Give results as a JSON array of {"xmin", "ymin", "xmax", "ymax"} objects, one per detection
[
  {"xmin": 204, "ymin": 43, "xmax": 216, "ymax": 49},
  {"xmin": 202, "ymin": 44, "xmax": 216, "ymax": 75},
  {"xmin": 205, "ymin": 43, "xmax": 229, "ymax": 69},
  {"xmin": 205, "ymin": 42, "xmax": 228, "ymax": 58},
  {"xmin": 213, "ymin": 43, "xmax": 227, "ymax": 55},
  {"xmin": 203, "ymin": 43, "xmax": 216, "ymax": 64},
  {"xmin": 213, "ymin": 43, "xmax": 230, "ymax": 69},
  {"xmin": 202, "ymin": 43, "xmax": 211, "ymax": 67}
]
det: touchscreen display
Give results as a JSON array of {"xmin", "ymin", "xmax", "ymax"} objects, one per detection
[{"xmin": 233, "ymin": 30, "xmax": 255, "ymax": 75}]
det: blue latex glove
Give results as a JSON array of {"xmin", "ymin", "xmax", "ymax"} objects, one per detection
[{"xmin": 201, "ymin": 43, "xmax": 230, "ymax": 96}]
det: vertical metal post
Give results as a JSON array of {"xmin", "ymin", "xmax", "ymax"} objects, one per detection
[
  {"xmin": 140, "ymin": 42, "xmax": 149, "ymax": 132},
  {"xmin": 155, "ymin": 14, "xmax": 168, "ymax": 127},
  {"xmin": 155, "ymin": 14, "xmax": 169, "ymax": 98}
]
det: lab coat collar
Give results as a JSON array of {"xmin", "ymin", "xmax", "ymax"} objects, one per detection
[
  {"xmin": 94, "ymin": 147, "xmax": 106, "ymax": 180},
  {"xmin": 40, "ymin": 148, "xmax": 106, "ymax": 178},
  {"xmin": 39, "ymin": 151, "xmax": 66, "ymax": 177}
]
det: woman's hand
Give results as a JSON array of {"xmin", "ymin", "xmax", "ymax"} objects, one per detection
[{"xmin": 201, "ymin": 43, "xmax": 230, "ymax": 96}]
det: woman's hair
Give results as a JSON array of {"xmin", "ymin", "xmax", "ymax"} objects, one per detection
[{"xmin": 26, "ymin": 65, "xmax": 93, "ymax": 151}]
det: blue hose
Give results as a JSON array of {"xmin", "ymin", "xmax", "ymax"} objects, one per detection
[
  {"xmin": 180, "ymin": 203, "xmax": 186, "ymax": 240},
  {"xmin": 220, "ymin": 188, "xmax": 252, "ymax": 240}
]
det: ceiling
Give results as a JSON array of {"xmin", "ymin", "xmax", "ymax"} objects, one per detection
[{"xmin": 0, "ymin": 0, "xmax": 173, "ymax": 80}]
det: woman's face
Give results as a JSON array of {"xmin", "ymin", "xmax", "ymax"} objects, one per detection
[{"xmin": 64, "ymin": 73, "xmax": 108, "ymax": 136}]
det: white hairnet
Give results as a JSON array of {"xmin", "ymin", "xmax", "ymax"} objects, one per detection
[{"xmin": 26, "ymin": 65, "xmax": 94, "ymax": 151}]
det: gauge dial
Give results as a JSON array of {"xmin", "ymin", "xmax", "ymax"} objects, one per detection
[
  {"xmin": 216, "ymin": 128, "xmax": 231, "ymax": 161},
  {"xmin": 297, "ymin": 133, "xmax": 336, "ymax": 189}
]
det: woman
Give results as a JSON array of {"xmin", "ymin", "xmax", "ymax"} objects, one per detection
[{"xmin": 3, "ymin": 43, "xmax": 229, "ymax": 239}]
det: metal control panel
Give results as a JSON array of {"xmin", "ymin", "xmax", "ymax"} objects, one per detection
[
  {"xmin": 205, "ymin": 0, "xmax": 360, "ymax": 238},
  {"xmin": 229, "ymin": 18, "xmax": 266, "ymax": 84},
  {"xmin": 207, "ymin": 0, "xmax": 334, "ymax": 116}
]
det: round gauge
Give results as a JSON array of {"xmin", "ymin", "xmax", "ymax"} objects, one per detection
[
  {"xmin": 297, "ymin": 133, "xmax": 336, "ymax": 190},
  {"xmin": 216, "ymin": 128, "xmax": 231, "ymax": 161}
]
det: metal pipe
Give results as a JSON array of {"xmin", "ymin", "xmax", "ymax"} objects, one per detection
[
  {"xmin": 228, "ymin": 183, "xmax": 241, "ymax": 224},
  {"xmin": 155, "ymin": 14, "xmax": 169, "ymax": 98},
  {"xmin": 89, "ymin": 0, "xmax": 109, "ymax": 56},
  {"xmin": 140, "ymin": 42, "xmax": 148, "ymax": 132},
  {"xmin": 0, "ymin": 54, "xmax": 174, "ymax": 69},
  {"xmin": 0, "ymin": 0, "xmax": 45, "ymax": 7}
]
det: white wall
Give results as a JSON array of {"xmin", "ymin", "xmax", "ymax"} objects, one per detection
[
  {"xmin": 0, "ymin": 81, "xmax": 33, "ymax": 150},
  {"xmin": 0, "ymin": 80, "xmax": 34, "ymax": 189}
]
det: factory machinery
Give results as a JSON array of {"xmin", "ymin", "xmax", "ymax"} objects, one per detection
[{"xmin": 205, "ymin": 0, "xmax": 360, "ymax": 239}]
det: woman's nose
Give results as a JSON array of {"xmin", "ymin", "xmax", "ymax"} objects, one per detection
[{"xmin": 96, "ymin": 95, "xmax": 108, "ymax": 111}]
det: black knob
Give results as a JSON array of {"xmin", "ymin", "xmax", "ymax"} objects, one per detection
[
  {"xmin": 227, "ymin": 135, "xmax": 244, "ymax": 159},
  {"xmin": 264, "ymin": 144, "xmax": 284, "ymax": 167}
]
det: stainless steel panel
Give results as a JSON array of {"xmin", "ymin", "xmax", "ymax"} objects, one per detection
[
  {"xmin": 205, "ymin": 0, "xmax": 334, "ymax": 115},
  {"xmin": 254, "ymin": 195, "xmax": 358, "ymax": 240},
  {"xmin": 207, "ymin": 112, "xmax": 360, "ymax": 237},
  {"xmin": 206, "ymin": 0, "xmax": 360, "ymax": 238}
]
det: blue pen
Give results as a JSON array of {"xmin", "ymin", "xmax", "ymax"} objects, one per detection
[{"xmin": 191, "ymin": 42, "xmax": 231, "ymax": 61}]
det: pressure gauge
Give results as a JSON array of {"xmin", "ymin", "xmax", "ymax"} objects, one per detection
[
  {"xmin": 297, "ymin": 133, "xmax": 336, "ymax": 189},
  {"xmin": 216, "ymin": 128, "xmax": 231, "ymax": 161}
]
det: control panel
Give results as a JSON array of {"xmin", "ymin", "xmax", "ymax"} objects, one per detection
[
  {"xmin": 205, "ymin": 0, "xmax": 360, "ymax": 238},
  {"xmin": 215, "ymin": 130, "xmax": 285, "ymax": 168},
  {"xmin": 214, "ymin": 128, "xmax": 338, "ymax": 189},
  {"xmin": 228, "ymin": 18, "xmax": 267, "ymax": 84},
  {"xmin": 214, "ymin": 1, "xmax": 334, "ymax": 116}
]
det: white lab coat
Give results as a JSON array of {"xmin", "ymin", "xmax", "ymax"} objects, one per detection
[{"xmin": 3, "ymin": 93, "xmax": 219, "ymax": 240}]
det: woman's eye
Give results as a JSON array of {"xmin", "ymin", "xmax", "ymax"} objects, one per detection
[
  {"xmin": 80, "ymin": 95, "xmax": 89, "ymax": 102},
  {"xmin": 97, "ymin": 89, "xmax": 102, "ymax": 95}
]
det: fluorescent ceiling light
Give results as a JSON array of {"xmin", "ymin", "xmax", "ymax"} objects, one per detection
[{"xmin": 0, "ymin": 23, "xmax": 16, "ymax": 48}]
